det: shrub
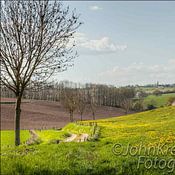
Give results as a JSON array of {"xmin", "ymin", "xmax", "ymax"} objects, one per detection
[
  {"xmin": 153, "ymin": 89, "xmax": 162, "ymax": 96},
  {"xmin": 137, "ymin": 91, "xmax": 148, "ymax": 98},
  {"xmin": 147, "ymin": 104, "xmax": 156, "ymax": 110},
  {"xmin": 132, "ymin": 100, "xmax": 144, "ymax": 111},
  {"xmin": 48, "ymin": 139, "xmax": 61, "ymax": 144},
  {"xmin": 89, "ymin": 125, "xmax": 100, "ymax": 141},
  {"xmin": 26, "ymin": 138, "xmax": 42, "ymax": 146},
  {"xmin": 63, "ymin": 132, "xmax": 71, "ymax": 138}
]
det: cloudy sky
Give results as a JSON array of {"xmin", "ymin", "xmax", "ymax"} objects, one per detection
[{"xmin": 55, "ymin": 1, "xmax": 175, "ymax": 86}]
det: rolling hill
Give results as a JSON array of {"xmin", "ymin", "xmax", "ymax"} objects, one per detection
[{"xmin": 1, "ymin": 106, "xmax": 175, "ymax": 175}]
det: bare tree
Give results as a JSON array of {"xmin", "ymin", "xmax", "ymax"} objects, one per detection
[
  {"xmin": 61, "ymin": 88, "xmax": 78, "ymax": 122},
  {"xmin": 77, "ymin": 89, "xmax": 86, "ymax": 121},
  {"xmin": 120, "ymin": 87, "xmax": 135, "ymax": 114},
  {"xmin": 0, "ymin": 0, "xmax": 81, "ymax": 145},
  {"xmin": 87, "ymin": 86, "xmax": 97, "ymax": 120},
  {"xmin": 90, "ymin": 103, "xmax": 97, "ymax": 120},
  {"xmin": 121, "ymin": 98, "xmax": 133, "ymax": 114}
]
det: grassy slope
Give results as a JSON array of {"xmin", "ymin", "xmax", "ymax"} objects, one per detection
[
  {"xmin": 1, "ymin": 130, "xmax": 30, "ymax": 148},
  {"xmin": 1, "ymin": 107, "xmax": 175, "ymax": 175},
  {"xmin": 96, "ymin": 106, "xmax": 175, "ymax": 141},
  {"xmin": 143, "ymin": 93, "xmax": 175, "ymax": 107}
]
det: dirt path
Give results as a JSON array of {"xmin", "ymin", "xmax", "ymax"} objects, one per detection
[
  {"xmin": 64, "ymin": 134, "xmax": 77, "ymax": 142},
  {"xmin": 77, "ymin": 134, "xmax": 89, "ymax": 142},
  {"xmin": 26, "ymin": 131, "xmax": 89, "ymax": 144},
  {"xmin": 64, "ymin": 133, "xmax": 89, "ymax": 142}
]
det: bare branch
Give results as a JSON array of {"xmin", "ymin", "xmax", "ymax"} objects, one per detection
[{"xmin": 0, "ymin": 0, "xmax": 81, "ymax": 95}]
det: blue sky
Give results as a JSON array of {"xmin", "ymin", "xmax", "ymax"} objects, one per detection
[{"xmin": 55, "ymin": 1, "xmax": 175, "ymax": 86}]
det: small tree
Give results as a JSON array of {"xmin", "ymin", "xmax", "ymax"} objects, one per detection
[
  {"xmin": 153, "ymin": 89, "xmax": 162, "ymax": 96},
  {"xmin": 121, "ymin": 98, "xmax": 133, "ymax": 114},
  {"xmin": 90, "ymin": 103, "xmax": 97, "ymax": 120},
  {"xmin": 0, "ymin": 0, "xmax": 81, "ymax": 145},
  {"xmin": 87, "ymin": 87, "xmax": 97, "ymax": 120},
  {"xmin": 61, "ymin": 88, "xmax": 78, "ymax": 122},
  {"xmin": 77, "ymin": 90, "xmax": 86, "ymax": 121},
  {"xmin": 119, "ymin": 87, "xmax": 135, "ymax": 114},
  {"xmin": 133, "ymin": 99, "xmax": 144, "ymax": 112}
]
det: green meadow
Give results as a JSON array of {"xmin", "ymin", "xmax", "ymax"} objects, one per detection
[
  {"xmin": 143, "ymin": 93, "xmax": 175, "ymax": 108},
  {"xmin": 1, "ymin": 106, "xmax": 175, "ymax": 175}
]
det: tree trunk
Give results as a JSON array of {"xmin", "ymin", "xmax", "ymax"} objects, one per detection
[
  {"xmin": 125, "ymin": 110, "xmax": 128, "ymax": 115},
  {"xmin": 92, "ymin": 112, "xmax": 95, "ymax": 120},
  {"xmin": 125, "ymin": 106, "xmax": 129, "ymax": 115},
  {"xmin": 80, "ymin": 113, "xmax": 83, "ymax": 121},
  {"xmin": 15, "ymin": 95, "xmax": 22, "ymax": 146},
  {"xmin": 70, "ymin": 111, "xmax": 73, "ymax": 122}
]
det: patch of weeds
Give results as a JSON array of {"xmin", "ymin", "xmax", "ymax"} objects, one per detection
[
  {"xmin": 48, "ymin": 139, "xmax": 61, "ymax": 144},
  {"xmin": 27, "ymin": 138, "xmax": 42, "ymax": 146},
  {"xmin": 63, "ymin": 132, "xmax": 71, "ymax": 138},
  {"xmin": 89, "ymin": 125, "xmax": 101, "ymax": 141}
]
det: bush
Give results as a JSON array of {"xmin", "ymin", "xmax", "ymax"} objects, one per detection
[
  {"xmin": 137, "ymin": 91, "xmax": 148, "ymax": 98},
  {"xmin": 132, "ymin": 100, "xmax": 144, "ymax": 111},
  {"xmin": 63, "ymin": 132, "xmax": 71, "ymax": 138},
  {"xmin": 147, "ymin": 104, "xmax": 156, "ymax": 110},
  {"xmin": 89, "ymin": 125, "xmax": 100, "ymax": 141},
  {"xmin": 26, "ymin": 138, "xmax": 42, "ymax": 146},
  {"xmin": 48, "ymin": 139, "xmax": 61, "ymax": 144},
  {"xmin": 153, "ymin": 89, "xmax": 162, "ymax": 96}
]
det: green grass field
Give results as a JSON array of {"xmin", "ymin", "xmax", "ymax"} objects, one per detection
[
  {"xmin": 1, "ymin": 106, "xmax": 175, "ymax": 175},
  {"xmin": 1, "ymin": 130, "xmax": 30, "ymax": 148},
  {"xmin": 143, "ymin": 93, "xmax": 175, "ymax": 108}
]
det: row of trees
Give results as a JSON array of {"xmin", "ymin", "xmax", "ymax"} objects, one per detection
[
  {"xmin": 2, "ymin": 80, "xmax": 137, "ymax": 120},
  {"xmin": 47, "ymin": 82, "xmax": 137, "ymax": 122}
]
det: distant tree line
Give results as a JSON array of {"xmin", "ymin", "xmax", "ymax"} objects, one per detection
[
  {"xmin": 138, "ymin": 83, "xmax": 175, "ymax": 88},
  {"xmin": 1, "ymin": 80, "xmax": 136, "ymax": 114},
  {"xmin": 2, "ymin": 81, "xmax": 174, "ymax": 116}
]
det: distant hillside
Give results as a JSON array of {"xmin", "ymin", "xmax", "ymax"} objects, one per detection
[{"xmin": 143, "ymin": 93, "xmax": 175, "ymax": 108}]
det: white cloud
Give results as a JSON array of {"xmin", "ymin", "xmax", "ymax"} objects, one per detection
[
  {"xmin": 89, "ymin": 5, "xmax": 103, "ymax": 11},
  {"xmin": 81, "ymin": 37, "xmax": 127, "ymax": 52},
  {"xmin": 168, "ymin": 59, "xmax": 175, "ymax": 65},
  {"xmin": 74, "ymin": 33, "xmax": 127, "ymax": 53},
  {"xmin": 98, "ymin": 59, "xmax": 175, "ymax": 85}
]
